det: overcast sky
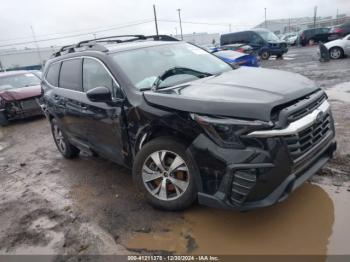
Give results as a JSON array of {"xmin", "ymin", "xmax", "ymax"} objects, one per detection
[{"xmin": 0, "ymin": 0, "xmax": 349, "ymax": 49}]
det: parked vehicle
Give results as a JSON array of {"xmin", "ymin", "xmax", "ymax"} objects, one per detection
[
  {"xmin": 322, "ymin": 34, "xmax": 350, "ymax": 59},
  {"xmin": 220, "ymin": 43, "xmax": 255, "ymax": 55},
  {"xmin": 0, "ymin": 71, "xmax": 43, "ymax": 126},
  {"xmin": 220, "ymin": 29, "xmax": 288, "ymax": 60},
  {"xmin": 281, "ymin": 33, "xmax": 298, "ymax": 46},
  {"xmin": 29, "ymin": 70, "xmax": 43, "ymax": 80},
  {"xmin": 41, "ymin": 35, "xmax": 336, "ymax": 211},
  {"xmin": 212, "ymin": 50, "xmax": 260, "ymax": 67},
  {"xmin": 330, "ymin": 21, "xmax": 350, "ymax": 39},
  {"xmin": 298, "ymin": 28, "xmax": 334, "ymax": 46}
]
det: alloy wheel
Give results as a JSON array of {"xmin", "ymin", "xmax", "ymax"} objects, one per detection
[
  {"xmin": 53, "ymin": 124, "xmax": 67, "ymax": 154},
  {"xmin": 330, "ymin": 48, "xmax": 341, "ymax": 59},
  {"xmin": 142, "ymin": 150, "xmax": 189, "ymax": 201}
]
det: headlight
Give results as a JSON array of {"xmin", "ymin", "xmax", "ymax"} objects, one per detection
[{"xmin": 191, "ymin": 113, "xmax": 273, "ymax": 148}]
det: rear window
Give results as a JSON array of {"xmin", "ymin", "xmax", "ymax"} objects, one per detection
[
  {"xmin": 59, "ymin": 59, "xmax": 82, "ymax": 91},
  {"xmin": 45, "ymin": 62, "xmax": 60, "ymax": 86}
]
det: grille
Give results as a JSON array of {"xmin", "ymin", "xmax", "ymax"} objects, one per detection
[
  {"xmin": 230, "ymin": 171, "xmax": 256, "ymax": 205},
  {"xmin": 20, "ymin": 99, "xmax": 39, "ymax": 110},
  {"xmin": 283, "ymin": 113, "xmax": 331, "ymax": 160},
  {"xmin": 287, "ymin": 94, "xmax": 326, "ymax": 123}
]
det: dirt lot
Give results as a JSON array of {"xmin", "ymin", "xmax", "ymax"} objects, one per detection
[{"xmin": 0, "ymin": 46, "xmax": 350, "ymax": 259}]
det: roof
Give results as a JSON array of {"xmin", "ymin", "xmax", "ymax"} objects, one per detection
[
  {"xmin": 0, "ymin": 70, "xmax": 30, "ymax": 78},
  {"xmin": 51, "ymin": 35, "xmax": 180, "ymax": 58}
]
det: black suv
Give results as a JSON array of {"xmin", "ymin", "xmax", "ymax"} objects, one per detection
[
  {"xmin": 298, "ymin": 27, "xmax": 333, "ymax": 46},
  {"xmin": 41, "ymin": 35, "xmax": 336, "ymax": 211}
]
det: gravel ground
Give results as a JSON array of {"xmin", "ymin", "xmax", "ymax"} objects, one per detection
[{"xmin": 0, "ymin": 46, "xmax": 349, "ymax": 258}]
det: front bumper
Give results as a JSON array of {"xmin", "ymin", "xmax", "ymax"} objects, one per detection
[
  {"xmin": 190, "ymin": 99, "xmax": 336, "ymax": 211},
  {"xmin": 196, "ymin": 138, "xmax": 336, "ymax": 211}
]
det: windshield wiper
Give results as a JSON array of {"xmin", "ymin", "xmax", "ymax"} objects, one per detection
[{"xmin": 151, "ymin": 67, "xmax": 213, "ymax": 91}]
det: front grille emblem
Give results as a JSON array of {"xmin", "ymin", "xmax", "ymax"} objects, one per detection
[{"xmin": 315, "ymin": 111, "xmax": 324, "ymax": 124}]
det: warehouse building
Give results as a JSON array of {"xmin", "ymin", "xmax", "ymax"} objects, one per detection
[{"xmin": 0, "ymin": 46, "xmax": 58, "ymax": 71}]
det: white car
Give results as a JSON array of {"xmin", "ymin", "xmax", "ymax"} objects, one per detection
[{"xmin": 324, "ymin": 34, "xmax": 350, "ymax": 59}]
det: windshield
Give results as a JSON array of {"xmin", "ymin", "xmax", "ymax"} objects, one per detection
[
  {"xmin": 255, "ymin": 30, "xmax": 280, "ymax": 42},
  {"xmin": 112, "ymin": 42, "xmax": 232, "ymax": 90},
  {"xmin": 0, "ymin": 73, "xmax": 40, "ymax": 91}
]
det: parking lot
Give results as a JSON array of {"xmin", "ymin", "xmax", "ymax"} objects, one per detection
[{"xmin": 0, "ymin": 46, "xmax": 350, "ymax": 257}]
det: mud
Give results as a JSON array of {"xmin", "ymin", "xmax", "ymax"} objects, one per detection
[
  {"xmin": 0, "ymin": 46, "xmax": 349, "ymax": 257},
  {"xmin": 127, "ymin": 183, "xmax": 350, "ymax": 255}
]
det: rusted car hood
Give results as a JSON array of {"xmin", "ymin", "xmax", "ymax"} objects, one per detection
[{"xmin": 0, "ymin": 85, "xmax": 41, "ymax": 101}]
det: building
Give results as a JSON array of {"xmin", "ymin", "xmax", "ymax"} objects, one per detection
[
  {"xmin": 254, "ymin": 14, "xmax": 350, "ymax": 35},
  {"xmin": 0, "ymin": 46, "xmax": 58, "ymax": 71},
  {"xmin": 173, "ymin": 32, "xmax": 220, "ymax": 46}
]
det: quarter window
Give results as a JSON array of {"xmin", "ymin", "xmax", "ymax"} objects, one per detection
[
  {"xmin": 46, "ymin": 62, "xmax": 61, "ymax": 86},
  {"xmin": 59, "ymin": 59, "xmax": 83, "ymax": 91}
]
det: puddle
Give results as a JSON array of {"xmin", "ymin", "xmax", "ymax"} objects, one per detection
[
  {"xmin": 326, "ymin": 82, "xmax": 350, "ymax": 103},
  {"xmin": 126, "ymin": 183, "xmax": 350, "ymax": 255}
]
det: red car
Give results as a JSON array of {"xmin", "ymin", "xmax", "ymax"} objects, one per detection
[{"xmin": 0, "ymin": 71, "xmax": 43, "ymax": 126}]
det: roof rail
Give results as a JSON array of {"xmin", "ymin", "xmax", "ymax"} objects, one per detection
[{"xmin": 51, "ymin": 34, "xmax": 180, "ymax": 58}]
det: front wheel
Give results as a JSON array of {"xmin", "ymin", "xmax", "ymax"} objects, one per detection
[
  {"xmin": 51, "ymin": 118, "xmax": 80, "ymax": 158},
  {"xmin": 329, "ymin": 47, "xmax": 343, "ymax": 59},
  {"xmin": 260, "ymin": 50, "xmax": 270, "ymax": 60},
  {"xmin": 133, "ymin": 138, "xmax": 197, "ymax": 211}
]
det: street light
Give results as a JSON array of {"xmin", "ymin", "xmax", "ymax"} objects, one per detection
[{"xmin": 177, "ymin": 9, "xmax": 183, "ymax": 40}]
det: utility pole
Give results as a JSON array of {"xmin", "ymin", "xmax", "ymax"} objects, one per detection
[
  {"xmin": 264, "ymin": 8, "xmax": 267, "ymax": 29},
  {"xmin": 336, "ymin": 8, "xmax": 339, "ymax": 24},
  {"xmin": 30, "ymin": 25, "xmax": 43, "ymax": 68},
  {"xmin": 177, "ymin": 9, "xmax": 183, "ymax": 40},
  {"xmin": 153, "ymin": 4, "xmax": 159, "ymax": 36},
  {"xmin": 288, "ymin": 18, "xmax": 291, "ymax": 32},
  {"xmin": 313, "ymin": 6, "xmax": 318, "ymax": 28}
]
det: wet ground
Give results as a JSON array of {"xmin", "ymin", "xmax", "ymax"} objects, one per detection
[{"xmin": 0, "ymin": 46, "xmax": 349, "ymax": 258}]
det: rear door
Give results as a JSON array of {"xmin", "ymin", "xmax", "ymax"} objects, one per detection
[
  {"xmin": 54, "ymin": 58, "xmax": 89, "ymax": 143},
  {"xmin": 81, "ymin": 57, "xmax": 126, "ymax": 164}
]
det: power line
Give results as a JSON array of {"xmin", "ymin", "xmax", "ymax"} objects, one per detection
[
  {"xmin": 0, "ymin": 19, "xmax": 153, "ymax": 43},
  {"xmin": 0, "ymin": 20, "xmax": 154, "ymax": 48},
  {"xmin": 158, "ymin": 19, "xmax": 254, "ymax": 27}
]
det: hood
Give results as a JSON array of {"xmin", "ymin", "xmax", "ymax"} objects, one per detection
[
  {"xmin": 0, "ymin": 85, "xmax": 41, "ymax": 101},
  {"xmin": 143, "ymin": 67, "xmax": 320, "ymax": 121},
  {"xmin": 325, "ymin": 38, "xmax": 344, "ymax": 48}
]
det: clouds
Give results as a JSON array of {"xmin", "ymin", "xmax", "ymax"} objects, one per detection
[{"xmin": 0, "ymin": 0, "xmax": 349, "ymax": 48}]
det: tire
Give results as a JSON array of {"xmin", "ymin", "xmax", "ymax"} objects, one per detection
[
  {"xmin": 276, "ymin": 54, "xmax": 283, "ymax": 59},
  {"xmin": 133, "ymin": 137, "xmax": 197, "ymax": 211},
  {"xmin": 50, "ymin": 118, "xmax": 80, "ymax": 159},
  {"xmin": 329, "ymin": 47, "xmax": 344, "ymax": 59},
  {"xmin": 0, "ymin": 111, "xmax": 9, "ymax": 126},
  {"xmin": 260, "ymin": 50, "xmax": 270, "ymax": 60}
]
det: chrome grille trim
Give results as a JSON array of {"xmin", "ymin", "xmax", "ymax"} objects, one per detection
[{"xmin": 247, "ymin": 100, "xmax": 330, "ymax": 138}]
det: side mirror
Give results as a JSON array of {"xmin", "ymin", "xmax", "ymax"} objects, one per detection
[{"xmin": 86, "ymin": 86, "xmax": 112, "ymax": 103}]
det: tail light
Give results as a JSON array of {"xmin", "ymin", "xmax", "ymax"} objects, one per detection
[
  {"xmin": 236, "ymin": 48, "xmax": 244, "ymax": 53},
  {"xmin": 333, "ymin": 27, "xmax": 343, "ymax": 34}
]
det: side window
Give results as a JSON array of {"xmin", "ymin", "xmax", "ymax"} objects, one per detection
[
  {"xmin": 45, "ymin": 62, "xmax": 61, "ymax": 86},
  {"xmin": 83, "ymin": 58, "xmax": 121, "ymax": 97},
  {"xmin": 59, "ymin": 59, "xmax": 83, "ymax": 91}
]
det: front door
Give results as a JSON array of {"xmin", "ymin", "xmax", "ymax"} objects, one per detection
[{"xmin": 80, "ymin": 57, "xmax": 126, "ymax": 164}]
